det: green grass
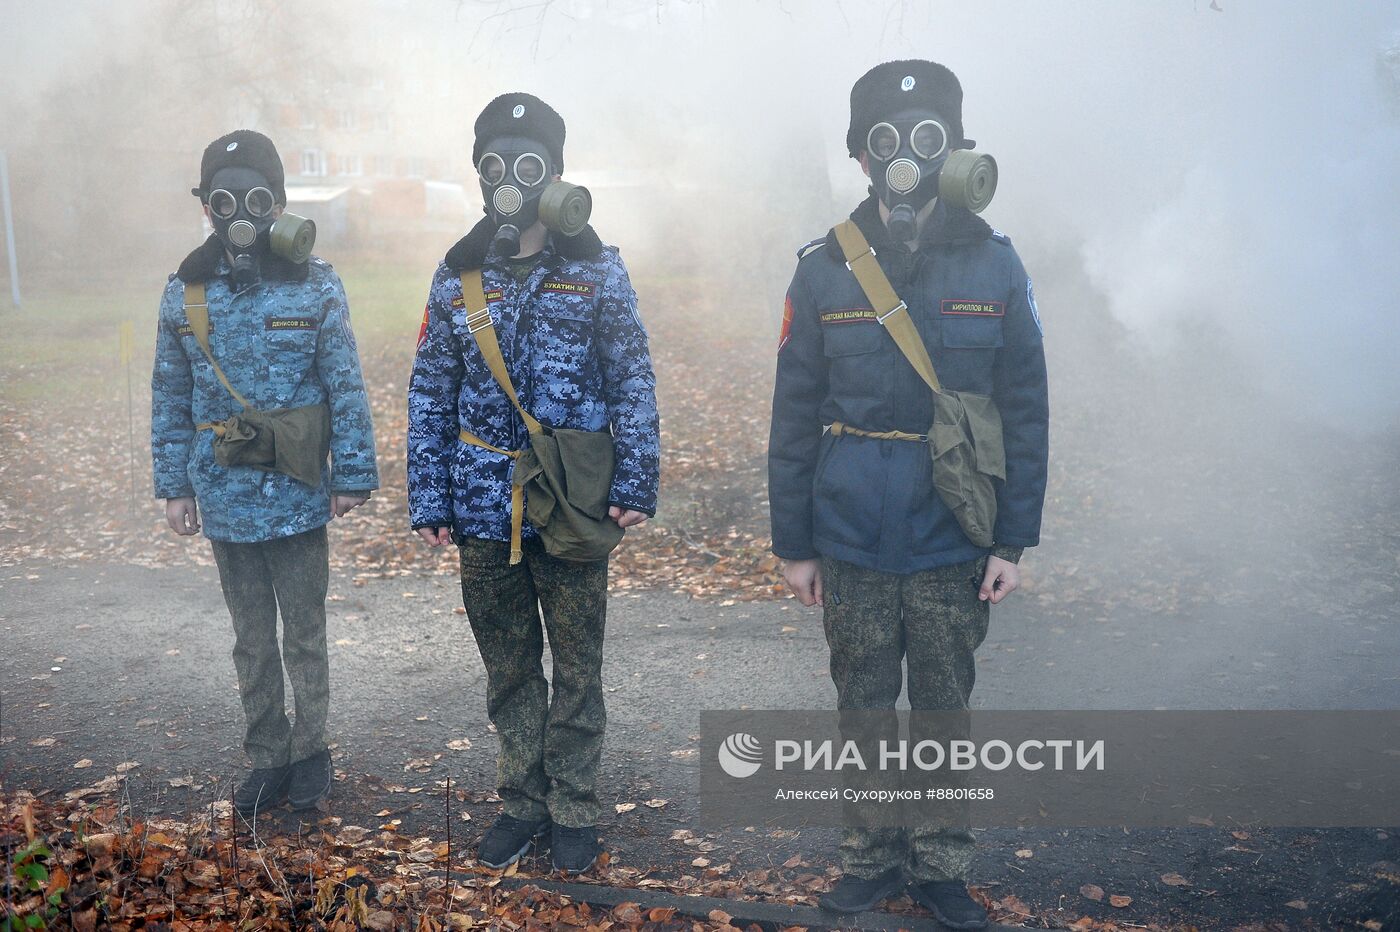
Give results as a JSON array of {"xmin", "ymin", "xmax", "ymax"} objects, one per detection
[{"xmin": 0, "ymin": 263, "xmax": 430, "ymax": 406}]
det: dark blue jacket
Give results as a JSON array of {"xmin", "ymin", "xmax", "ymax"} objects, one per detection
[{"xmin": 768, "ymin": 196, "xmax": 1048, "ymax": 574}]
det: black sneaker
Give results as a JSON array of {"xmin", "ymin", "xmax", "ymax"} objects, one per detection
[
  {"xmin": 234, "ymin": 765, "xmax": 289, "ymax": 818},
  {"xmin": 287, "ymin": 749, "xmax": 333, "ymax": 810},
  {"xmin": 550, "ymin": 824, "xmax": 601, "ymax": 874},
  {"xmin": 818, "ymin": 868, "xmax": 905, "ymax": 914},
  {"xmin": 907, "ymin": 880, "xmax": 989, "ymax": 930},
  {"xmin": 478, "ymin": 813, "xmax": 550, "ymax": 869}
]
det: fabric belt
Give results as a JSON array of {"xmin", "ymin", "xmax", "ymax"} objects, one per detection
[
  {"xmin": 829, "ymin": 421, "xmax": 928, "ymax": 443},
  {"xmin": 459, "ymin": 428, "xmax": 527, "ymax": 564}
]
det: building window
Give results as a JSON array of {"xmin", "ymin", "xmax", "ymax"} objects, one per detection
[
  {"xmin": 339, "ymin": 154, "xmax": 363, "ymax": 176},
  {"xmin": 337, "ymin": 109, "xmax": 356, "ymax": 130},
  {"xmin": 300, "ymin": 108, "xmax": 317, "ymax": 130},
  {"xmin": 301, "ymin": 149, "xmax": 325, "ymax": 177}
]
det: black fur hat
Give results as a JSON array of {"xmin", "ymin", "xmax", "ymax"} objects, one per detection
[
  {"xmin": 193, "ymin": 130, "xmax": 287, "ymax": 204},
  {"xmin": 847, "ymin": 60, "xmax": 967, "ymax": 159},
  {"xmin": 472, "ymin": 93, "xmax": 566, "ymax": 174}
]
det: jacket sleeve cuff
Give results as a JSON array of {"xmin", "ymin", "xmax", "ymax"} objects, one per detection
[
  {"xmin": 990, "ymin": 544, "xmax": 1024, "ymax": 564},
  {"xmin": 772, "ymin": 544, "xmax": 820, "ymax": 562},
  {"xmin": 607, "ymin": 498, "xmax": 656, "ymax": 518}
]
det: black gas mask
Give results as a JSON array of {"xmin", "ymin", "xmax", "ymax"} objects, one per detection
[
  {"xmin": 201, "ymin": 166, "xmax": 316, "ymax": 289},
  {"xmin": 477, "ymin": 135, "xmax": 592, "ymax": 258},
  {"xmin": 865, "ymin": 108, "xmax": 997, "ymax": 241}
]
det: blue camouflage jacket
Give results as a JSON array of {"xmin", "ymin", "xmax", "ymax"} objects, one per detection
[
  {"xmin": 768, "ymin": 197, "xmax": 1049, "ymax": 574},
  {"xmin": 407, "ymin": 220, "xmax": 660, "ymax": 543},
  {"xmin": 151, "ymin": 237, "xmax": 380, "ymax": 543}
]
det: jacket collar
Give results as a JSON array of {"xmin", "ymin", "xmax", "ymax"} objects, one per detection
[
  {"xmin": 176, "ymin": 234, "xmax": 311, "ymax": 284},
  {"xmin": 444, "ymin": 214, "xmax": 605, "ymax": 272},
  {"xmin": 828, "ymin": 193, "xmax": 993, "ymax": 262}
]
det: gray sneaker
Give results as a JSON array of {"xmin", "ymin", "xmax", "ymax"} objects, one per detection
[
  {"xmin": 234, "ymin": 765, "xmax": 289, "ymax": 817},
  {"xmin": 478, "ymin": 813, "xmax": 551, "ymax": 869},
  {"xmin": 287, "ymin": 750, "xmax": 332, "ymax": 810},
  {"xmin": 818, "ymin": 868, "xmax": 905, "ymax": 914}
]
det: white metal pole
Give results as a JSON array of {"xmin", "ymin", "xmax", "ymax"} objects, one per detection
[{"xmin": 0, "ymin": 150, "xmax": 19, "ymax": 307}]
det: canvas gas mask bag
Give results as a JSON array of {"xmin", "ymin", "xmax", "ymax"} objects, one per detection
[
  {"xmin": 457, "ymin": 270, "xmax": 622, "ymax": 565},
  {"xmin": 830, "ymin": 220, "xmax": 1005, "ymax": 548},
  {"xmin": 182, "ymin": 283, "xmax": 331, "ymax": 487}
]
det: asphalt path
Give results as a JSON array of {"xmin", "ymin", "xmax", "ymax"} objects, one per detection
[{"xmin": 2, "ymin": 560, "xmax": 1398, "ymax": 928}]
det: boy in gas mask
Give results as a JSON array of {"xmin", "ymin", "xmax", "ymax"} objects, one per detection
[
  {"xmin": 151, "ymin": 130, "xmax": 379, "ymax": 817},
  {"xmin": 767, "ymin": 62, "xmax": 1049, "ymax": 927},
  {"xmin": 407, "ymin": 94, "xmax": 659, "ymax": 873}
]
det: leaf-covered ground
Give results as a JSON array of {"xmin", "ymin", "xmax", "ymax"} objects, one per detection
[
  {"xmin": 4, "ymin": 261, "xmax": 1399, "ymax": 930},
  {"xmin": 3, "ymin": 262, "xmax": 1398, "ymax": 619}
]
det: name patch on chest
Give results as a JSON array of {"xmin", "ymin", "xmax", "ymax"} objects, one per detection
[
  {"xmin": 177, "ymin": 322, "xmax": 212, "ymax": 337},
  {"xmin": 541, "ymin": 279, "xmax": 596, "ymax": 297},
  {"xmin": 265, "ymin": 317, "xmax": 319, "ymax": 331},
  {"xmin": 820, "ymin": 308, "xmax": 878, "ymax": 325},
  {"xmin": 941, "ymin": 300, "xmax": 1005, "ymax": 317},
  {"xmin": 451, "ymin": 290, "xmax": 504, "ymax": 309}
]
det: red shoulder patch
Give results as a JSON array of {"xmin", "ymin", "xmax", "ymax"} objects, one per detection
[
  {"xmin": 778, "ymin": 296, "xmax": 794, "ymax": 352},
  {"xmin": 415, "ymin": 303, "xmax": 430, "ymax": 348}
]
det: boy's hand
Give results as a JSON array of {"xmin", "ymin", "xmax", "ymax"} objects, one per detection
[
  {"xmin": 416, "ymin": 526, "xmax": 452, "ymax": 547},
  {"xmin": 332, "ymin": 493, "xmax": 369, "ymax": 518},
  {"xmin": 782, "ymin": 558, "xmax": 823, "ymax": 607},
  {"xmin": 165, "ymin": 497, "xmax": 200, "ymax": 536},
  {"xmin": 608, "ymin": 506, "xmax": 648, "ymax": 529},
  {"xmin": 979, "ymin": 555, "xmax": 1020, "ymax": 604}
]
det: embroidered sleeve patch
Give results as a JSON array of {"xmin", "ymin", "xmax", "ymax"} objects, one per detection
[
  {"xmin": 541, "ymin": 279, "xmax": 596, "ymax": 297},
  {"xmin": 265, "ymin": 317, "xmax": 319, "ymax": 331},
  {"xmin": 1027, "ymin": 278, "xmax": 1043, "ymax": 335},
  {"xmin": 941, "ymin": 300, "xmax": 1005, "ymax": 317},
  {"xmin": 819, "ymin": 308, "xmax": 878, "ymax": 325},
  {"xmin": 415, "ymin": 304, "xmax": 430, "ymax": 348}
]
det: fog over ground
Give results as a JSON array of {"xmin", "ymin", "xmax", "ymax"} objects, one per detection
[
  {"xmin": 6, "ymin": 1, "xmax": 1397, "ymax": 420},
  {"xmin": 3, "ymin": 1, "xmax": 1399, "ymax": 662}
]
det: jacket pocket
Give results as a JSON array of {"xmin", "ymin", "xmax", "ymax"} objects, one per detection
[
  {"xmin": 822, "ymin": 322, "xmax": 883, "ymax": 356},
  {"xmin": 266, "ymin": 328, "xmax": 319, "ymax": 355},
  {"xmin": 941, "ymin": 316, "xmax": 1004, "ymax": 349}
]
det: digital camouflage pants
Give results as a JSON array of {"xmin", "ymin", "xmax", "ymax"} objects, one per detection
[
  {"xmin": 458, "ymin": 537, "xmax": 609, "ymax": 828},
  {"xmin": 209, "ymin": 524, "xmax": 331, "ymax": 770},
  {"xmin": 821, "ymin": 554, "xmax": 990, "ymax": 882}
]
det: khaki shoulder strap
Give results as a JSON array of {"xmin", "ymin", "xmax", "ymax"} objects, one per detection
[
  {"xmin": 832, "ymin": 220, "xmax": 942, "ymax": 394},
  {"xmin": 459, "ymin": 270, "xmax": 543, "ymax": 435},
  {"xmin": 183, "ymin": 282, "xmax": 251, "ymax": 409}
]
